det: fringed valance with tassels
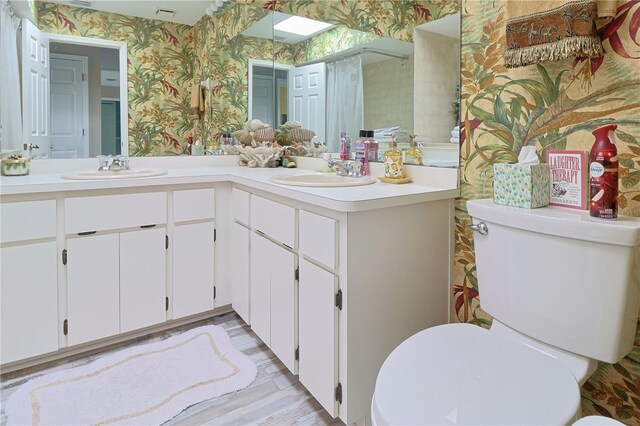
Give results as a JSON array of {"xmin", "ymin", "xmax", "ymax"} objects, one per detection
[{"xmin": 504, "ymin": 0, "xmax": 613, "ymax": 69}]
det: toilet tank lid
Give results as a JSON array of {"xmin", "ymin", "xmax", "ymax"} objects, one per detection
[{"xmin": 467, "ymin": 199, "xmax": 640, "ymax": 247}]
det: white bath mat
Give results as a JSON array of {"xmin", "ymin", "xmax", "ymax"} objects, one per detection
[{"xmin": 4, "ymin": 325, "xmax": 257, "ymax": 425}]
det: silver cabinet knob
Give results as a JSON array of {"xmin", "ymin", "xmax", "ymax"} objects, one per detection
[{"xmin": 470, "ymin": 222, "xmax": 488, "ymax": 235}]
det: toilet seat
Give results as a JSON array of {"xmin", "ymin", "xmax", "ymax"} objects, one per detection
[{"xmin": 372, "ymin": 323, "xmax": 581, "ymax": 425}]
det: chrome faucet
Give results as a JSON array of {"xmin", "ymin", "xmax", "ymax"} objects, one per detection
[
  {"xmin": 327, "ymin": 158, "xmax": 363, "ymax": 177},
  {"xmin": 23, "ymin": 143, "xmax": 39, "ymax": 158},
  {"xmin": 97, "ymin": 155, "xmax": 130, "ymax": 172},
  {"xmin": 109, "ymin": 156, "xmax": 123, "ymax": 171}
]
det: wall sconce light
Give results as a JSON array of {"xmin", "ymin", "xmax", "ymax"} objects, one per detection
[{"xmin": 206, "ymin": 0, "xmax": 231, "ymax": 16}]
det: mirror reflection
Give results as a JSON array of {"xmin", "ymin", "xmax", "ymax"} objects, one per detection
[
  {"xmin": 14, "ymin": 2, "xmax": 460, "ymax": 167},
  {"xmin": 49, "ymin": 42, "xmax": 122, "ymax": 158},
  {"xmin": 246, "ymin": 11, "xmax": 460, "ymax": 167}
]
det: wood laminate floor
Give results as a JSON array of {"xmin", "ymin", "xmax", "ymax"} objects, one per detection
[{"xmin": 0, "ymin": 312, "xmax": 344, "ymax": 426}]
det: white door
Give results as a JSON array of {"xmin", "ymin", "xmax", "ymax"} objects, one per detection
[
  {"xmin": 172, "ymin": 222, "xmax": 215, "ymax": 319},
  {"xmin": 67, "ymin": 234, "xmax": 120, "ymax": 346},
  {"xmin": 231, "ymin": 222, "xmax": 250, "ymax": 324},
  {"xmin": 249, "ymin": 232, "xmax": 271, "ymax": 345},
  {"xmin": 21, "ymin": 18, "xmax": 50, "ymax": 158},
  {"xmin": 120, "ymin": 228, "xmax": 166, "ymax": 332},
  {"xmin": 288, "ymin": 62, "xmax": 326, "ymax": 143},
  {"xmin": 0, "ymin": 243, "xmax": 58, "ymax": 364},
  {"xmin": 50, "ymin": 55, "xmax": 88, "ymax": 158},
  {"xmin": 252, "ymin": 74, "xmax": 274, "ymax": 127},
  {"xmin": 298, "ymin": 258, "xmax": 339, "ymax": 417},
  {"xmin": 269, "ymin": 241, "xmax": 297, "ymax": 374}
]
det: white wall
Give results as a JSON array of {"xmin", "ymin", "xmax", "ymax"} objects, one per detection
[
  {"xmin": 413, "ymin": 29, "xmax": 459, "ymax": 144},
  {"xmin": 363, "ymin": 55, "xmax": 414, "ymax": 132}
]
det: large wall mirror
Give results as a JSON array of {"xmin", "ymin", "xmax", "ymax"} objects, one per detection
[
  {"xmin": 16, "ymin": 1, "xmax": 459, "ymax": 166},
  {"xmin": 245, "ymin": 10, "xmax": 461, "ymax": 167},
  {"xmin": 13, "ymin": 18, "xmax": 128, "ymax": 159}
]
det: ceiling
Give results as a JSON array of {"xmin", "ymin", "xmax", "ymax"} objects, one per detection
[{"xmin": 47, "ymin": 0, "xmax": 212, "ymax": 26}]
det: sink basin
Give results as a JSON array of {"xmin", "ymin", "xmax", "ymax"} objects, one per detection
[
  {"xmin": 270, "ymin": 172, "xmax": 377, "ymax": 187},
  {"xmin": 61, "ymin": 169, "xmax": 167, "ymax": 180}
]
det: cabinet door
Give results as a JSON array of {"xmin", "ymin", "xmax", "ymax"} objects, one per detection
[
  {"xmin": 1, "ymin": 243, "xmax": 58, "ymax": 364},
  {"xmin": 231, "ymin": 222, "xmax": 250, "ymax": 324},
  {"xmin": 269, "ymin": 240, "xmax": 297, "ymax": 374},
  {"xmin": 249, "ymin": 232, "xmax": 271, "ymax": 345},
  {"xmin": 120, "ymin": 228, "xmax": 166, "ymax": 332},
  {"xmin": 67, "ymin": 234, "xmax": 120, "ymax": 346},
  {"xmin": 299, "ymin": 258, "xmax": 339, "ymax": 417},
  {"xmin": 172, "ymin": 222, "xmax": 215, "ymax": 319}
]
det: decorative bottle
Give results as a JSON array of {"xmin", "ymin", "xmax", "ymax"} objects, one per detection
[
  {"xmin": 340, "ymin": 131, "xmax": 348, "ymax": 160},
  {"xmin": 404, "ymin": 134, "xmax": 423, "ymax": 165},
  {"xmin": 589, "ymin": 124, "xmax": 618, "ymax": 219},
  {"xmin": 366, "ymin": 130, "xmax": 378, "ymax": 162},
  {"xmin": 355, "ymin": 130, "xmax": 369, "ymax": 175},
  {"xmin": 382, "ymin": 133, "xmax": 404, "ymax": 179}
]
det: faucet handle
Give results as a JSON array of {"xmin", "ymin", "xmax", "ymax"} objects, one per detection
[
  {"xmin": 116, "ymin": 155, "xmax": 130, "ymax": 170},
  {"xmin": 97, "ymin": 155, "xmax": 110, "ymax": 171},
  {"xmin": 347, "ymin": 161, "xmax": 362, "ymax": 176}
]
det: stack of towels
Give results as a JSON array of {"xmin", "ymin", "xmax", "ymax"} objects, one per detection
[
  {"xmin": 450, "ymin": 126, "xmax": 460, "ymax": 144},
  {"xmin": 374, "ymin": 127, "xmax": 410, "ymax": 143}
]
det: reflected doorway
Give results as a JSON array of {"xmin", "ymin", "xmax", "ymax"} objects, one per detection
[{"xmin": 101, "ymin": 100, "xmax": 121, "ymax": 156}]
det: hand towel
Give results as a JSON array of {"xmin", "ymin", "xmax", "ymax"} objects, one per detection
[
  {"xmin": 504, "ymin": 0, "xmax": 608, "ymax": 69},
  {"xmin": 189, "ymin": 84, "xmax": 204, "ymax": 120}
]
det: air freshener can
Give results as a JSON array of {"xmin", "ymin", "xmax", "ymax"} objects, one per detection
[{"xmin": 589, "ymin": 124, "xmax": 618, "ymax": 219}]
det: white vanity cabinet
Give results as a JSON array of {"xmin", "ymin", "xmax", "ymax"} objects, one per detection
[
  {"xmin": 171, "ymin": 188, "xmax": 216, "ymax": 319},
  {"xmin": 250, "ymin": 232, "xmax": 298, "ymax": 373},
  {"xmin": 297, "ymin": 210, "xmax": 340, "ymax": 416},
  {"xmin": 249, "ymin": 195, "xmax": 298, "ymax": 373},
  {"xmin": 64, "ymin": 192, "xmax": 167, "ymax": 345},
  {"xmin": 298, "ymin": 257, "xmax": 339, "ymax": 416},
  {"xmin": 234, "ymin": 189, "xmax": 452, "ymax": 424},
  {"xmin": 231, "ymin": 188, "xmax": 251, "ymax": 324},
  {"xmin": 0, "ymin": 200, "xmax": 59, "ymax": 364}
]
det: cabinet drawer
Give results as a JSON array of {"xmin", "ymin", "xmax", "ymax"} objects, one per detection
[
  {"xmin": 1, "ymin": 200, "xmax": 56, "ymax": 243},
  {"xmin": 251, "ymin": 195, "xmax": 295, "ymax": 248},
  {"xmin": 65, "ymin": 192, "xmax": 166, "ymax": 234},
  {"xmin": 232, "ymin": 188, "xmax": 250, "ymax": 226},
  {"xmin": 299, "ymin": 210, "xmax": 337, "ymax": 269},
  {"xmin": 173, "ymin": 188, "xmax": 215, "ymax": 223}
]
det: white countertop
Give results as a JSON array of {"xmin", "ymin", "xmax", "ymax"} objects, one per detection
[{"xmin": 0, "ymin": 159, "xmax": 460, "ymax": 212}]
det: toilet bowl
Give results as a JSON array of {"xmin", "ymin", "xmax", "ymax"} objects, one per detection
[
  {"xmin": 371, "ymin": 323, "xmax": 581, "ymax": 425},
  {"xmin": 371, "ymin": 199, "xmax": 640, "ymax": 426}
]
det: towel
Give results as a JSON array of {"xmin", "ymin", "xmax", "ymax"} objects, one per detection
[
  {"xmin": 189, "ymin": 84, "xmax": 204, "ymax": 120},
  {"xmin": 504, "ymin": 0, "xmax": 614, "ymax": 69}
]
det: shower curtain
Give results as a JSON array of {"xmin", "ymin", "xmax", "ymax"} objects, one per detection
[
  {"xmin": 326, "ymin": 56, "xmax": 363, "ymax": 153},
  {"xmin": 0, "ymin": 0, "xmax": 22, "ymax": 153}
]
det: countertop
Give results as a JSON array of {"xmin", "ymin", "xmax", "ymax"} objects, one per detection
[{"xmin": 0, "ymin": 166, "xmax": 460, "ymax": 212}]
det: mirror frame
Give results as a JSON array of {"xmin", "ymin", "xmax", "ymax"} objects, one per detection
[{"xmin": 45, "ymin": 33, "xmax": 129, "ymax": 156}]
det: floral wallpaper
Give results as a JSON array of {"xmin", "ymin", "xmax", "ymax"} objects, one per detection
[
  {"xmin": 276, "ymin": 26, "xmax": 378, "ymax": 66},
  {"xmin": 37, "ymin": 2, "xmax": 195, "ymax": 156},
  {"xmin": 458, "ymin": 0, "xmax": 640, "ymax": 422}
]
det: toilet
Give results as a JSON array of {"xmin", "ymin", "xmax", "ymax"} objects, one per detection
[{"xmin": 371, "ymin": 199, "xmax": 640, "ymax": 425}]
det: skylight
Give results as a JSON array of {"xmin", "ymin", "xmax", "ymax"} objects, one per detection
[{"xmin": 273, "ymin": 16, "xmax": 332, "ymax": 36}]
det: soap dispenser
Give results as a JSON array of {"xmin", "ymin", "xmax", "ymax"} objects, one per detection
[
  {"xmin": 383, "ymin": 133, "xmax": 404, "ymax": 179},
  {"xmin": 404, "ymin": 134, "xmax": 423, "ymax": 165}
]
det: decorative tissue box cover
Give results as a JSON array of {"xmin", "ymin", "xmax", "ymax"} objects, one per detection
[{"xmin": 493, "ymin": 163, "xmax": 550, "ymax": 208}]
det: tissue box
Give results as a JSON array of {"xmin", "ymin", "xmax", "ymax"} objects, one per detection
[{"xmin": 493, "ymin": 163, "xmax": 550, "ymax": 208}]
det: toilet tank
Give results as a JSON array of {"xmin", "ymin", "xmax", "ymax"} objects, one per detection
[{"xmin": 467, "ymin": 199, "xmax": 640, "ymax": 364}]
